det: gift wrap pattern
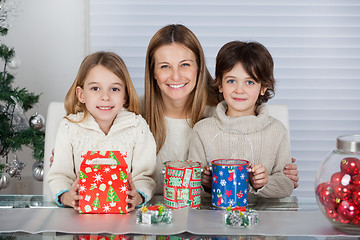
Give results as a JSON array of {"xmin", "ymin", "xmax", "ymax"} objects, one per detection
[
  {"xmin": 79, "ymin": 151, "xmax": 128, "ymax": 214},
  {"xmin": 211, "ymin": 159, "xmax": 250, "ymax": 209},
  {"xmin": 163, "ymin": 161, "xmax": 202, "ymax": 209},
  {"xmin": 77, "ymin": 235, "xmax": 131, "ymax": 240}
]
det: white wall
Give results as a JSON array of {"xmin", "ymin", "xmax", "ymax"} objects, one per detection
[{"xmin": 0, "ymin": 0, "xmax": 86, "ymax": 194}]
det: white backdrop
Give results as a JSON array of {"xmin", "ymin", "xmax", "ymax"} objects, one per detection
[{"xmin": 0, "ymin": 0, "xmax": 86, "ymax": 194}]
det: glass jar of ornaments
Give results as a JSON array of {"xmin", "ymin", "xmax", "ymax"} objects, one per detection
[{"xmin": 315, "ymin": 135, "xmax": 360, "ymax": 234}]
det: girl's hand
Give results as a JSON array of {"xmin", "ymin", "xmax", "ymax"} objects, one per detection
[
  {"xmin": 249, "ymin": 163, "xmax": 268, "ymax": 190},
  {"xmin": 201, "ymin": 165, "xmax": 212, "ymax": 190},
  {"xmin": 60, "ymin": 178, "xmax": 82, "ymax": 210},
  {"xmin": 283, "ymin": 158, "xmax": 299, "ymax": 188},
  {"xmin": 50, "ymin": 148, "xmax": 55, "ymax": 167},
  {"xmin": 126, "ymin": 173, "xmax": 144, "ymax": 212}
]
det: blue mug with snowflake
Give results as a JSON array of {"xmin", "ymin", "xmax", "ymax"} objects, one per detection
[{"xmin": 211, "ymin": 159, "xmax": 250, "ymax": 209}]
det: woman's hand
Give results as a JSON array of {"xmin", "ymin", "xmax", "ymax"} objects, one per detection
[
  {"xmin": 126, "ymin": 173, "xmax": 144, "ymax": 212},
  {"xmin": 249, "ymin": 163, "xmax": 268, "ymax": 190},
  {"xmin": 60, "ymin": 178, "xmax": 82, "ymax": 210},
  {"xmin": 284, "ymin": 158, "xmax": 299, "ymax": 188}
]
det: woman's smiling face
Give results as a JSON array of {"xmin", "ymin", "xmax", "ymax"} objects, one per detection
[{"xmin": 153, "ymin": 43, "xmax": 198, "ymax": 104}]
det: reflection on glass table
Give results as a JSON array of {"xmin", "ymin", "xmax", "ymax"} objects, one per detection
[
  {"xmin": 0, "ymin": 194, "xmax": 56, "ymax": 208},
  {"xmin": 0, "ymin": 232, "xmax": 331, "ymax": 240},
  {"xmin": 0, "ymin": 193, "xmax": 318, "ymax": 211}
]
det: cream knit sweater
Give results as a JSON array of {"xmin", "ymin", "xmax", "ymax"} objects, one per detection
[
  {"xmin": 188, "ymin": 101, "xmax": 294, "ymax": 198},
  {"xmin": 47, "ymin": 109, "xmax": 157, "ymax": 203}
]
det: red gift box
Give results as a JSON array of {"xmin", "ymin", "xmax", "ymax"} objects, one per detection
[
  {"xmin": 76, "ymin": 235, "xmax": 132, "ymax": 240},
  {"xmin": 78, "ymin": 151, "xmax": 129, "ymax": 214}
]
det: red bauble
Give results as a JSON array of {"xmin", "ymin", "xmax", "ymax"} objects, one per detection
[
  {"xmin": 337, "ymin": 200, "xmax": 359, "ymax": 221},
  {"xmin": 353, "ymin": 186, "xmax": 360, "ymax": 204},
  {"xmin": 353, "ymin": 215, "xmax": 360, "ymax": 225},
  {"xmin": 325, "ymin": 207, "xmax": 338, "ymax": 219},
  {"xmin": 352, "ymin": 174, "xmax": 360, "ymax": 186},
  {"xmin": 330, "ymin": 172, "xmax": 351, "ymax": 186},
  {"xmin": 333, "ymin": 183, "xmax": 354, "ymax": 200},
  {"xmin": 340, "ymin": 157, "xmax": 360, "ymax": 176},
  {"xmin": 316, "ymin": 183, "xmax": 337, "ymax": 208},
  {"xmin": 337, "ymin": 215, "xmax": 351, "ymax": 224}
]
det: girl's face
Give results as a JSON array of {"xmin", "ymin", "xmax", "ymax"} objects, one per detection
[
  {"xmin": 76, "ymin": 65, "xmax": 127, "ymax": 133},
  {"xmin": 219, "ymin": 62, "xmax": 267, "ymax": 117},
  {"xmin": 153, "ymin": 43, "xmax": 198, "ymax": 105}
]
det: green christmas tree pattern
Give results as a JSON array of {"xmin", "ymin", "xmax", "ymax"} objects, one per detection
[
  {"xmin": 93, "ymin": 164, "xmax": 101, "ymax": 170},
  {"xmin": 119, "ymin": 170, "xmax": 128, "ymax": 180},
  {"xmin": 107, "ymin": 185, "xmax": 120, "ymax": 202},
  {"xmin": 92, "ymin": 194, "xmax": 101, "ymax": 209},
  {"xmin": 108, "ymin": 151, "xmax": 120, "ymax": 165},
  {"xmin": 79, "ymin": 171, "xmax": 88, "ymax": 180}
]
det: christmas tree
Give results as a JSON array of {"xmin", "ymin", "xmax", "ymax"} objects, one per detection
[
  {"xmin": 0, "ymin": 0, "xmax": 45, "ymax": 186},
  {"xmin": 92, "ymin": 195, "xmax": 101, "ymax": 209},
  {"xmin": 107, "ymin": 185, "xmax": 120, "ymax": 202}
]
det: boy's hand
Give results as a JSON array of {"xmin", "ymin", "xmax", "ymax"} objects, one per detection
[
  {"xmin": 201, "ymin": 165, "xmax": 212, "ymax": 190},
  {"xmin": 126, "ymin": 173, "xmax": 144, "ymax": 212},
  {"xmin": 249, "ymin": 163, "xmax": 268, "ymax": 190}
]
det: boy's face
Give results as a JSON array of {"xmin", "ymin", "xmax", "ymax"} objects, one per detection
[{"xmin": 219, "ymin": 62, "xmax": 267, "ymax": 117}]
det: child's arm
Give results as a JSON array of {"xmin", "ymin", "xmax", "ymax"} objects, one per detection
[
  {"xmin": 129, "ymin": 117, "xmax": 157, "ymax": 207},
  {"xmin": 250, "ymin": 130, "xmax": 294, "ymax": 198},
  {"xmin": 47, "ymin": 119, "xmax": 78, "ymax": 206}
]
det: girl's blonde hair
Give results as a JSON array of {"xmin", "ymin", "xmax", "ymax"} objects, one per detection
[
  {"xmin": 144, "ymin": 24, "xmax": 219, "ymax": 153},
  {"xmin": 65, "ymin": 51, "xmax": 140, "ymax": 120}
]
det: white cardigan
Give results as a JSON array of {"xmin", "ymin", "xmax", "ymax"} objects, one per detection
[{"xmin": 47, "ymin": 109, "xmax": 157, "ymax": 203}]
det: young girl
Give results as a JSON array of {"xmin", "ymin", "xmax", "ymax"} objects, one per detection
[
  {"xmin": 47, "ymin": 52, "xmax": 156, "ymax": 211},
  {"xmin": 188, "ymin": 41, "xmax": 294, "ymax": 198}
]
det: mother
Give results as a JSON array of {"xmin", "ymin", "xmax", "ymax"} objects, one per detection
[{"xmin": 143, "ymin": 24, "xmax": 299, "ymax": 194}]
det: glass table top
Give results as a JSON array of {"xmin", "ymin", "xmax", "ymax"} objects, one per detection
[{"xmin": 0, "ymin": 193, "xmax": 318, "ymax": 211}]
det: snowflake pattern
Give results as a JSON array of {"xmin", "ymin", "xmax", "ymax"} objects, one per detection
[
  {"xmin": 104, "ymin": 167, "xmax": 111, "ymax": 173},
  {"xmin": 103, "ymin": 204, "xmax": 111, "ymax": 213},
  {"xmin": 93, "ymin": 172, "xmax": 103, "ymax": 183},
  {"xmin": 219, "ymin": 171, "xmax": 223, "ymax": 176},
  {"xmin": 120, "ymin": 185, "xmax": 127, "ymax": 193},
  {"xmin": 228, "ymin": 199, "xmax": 235, "ymax": 206},
  {"xmin": 240, "ymin": 173, "xmax": 245, "ymax": 179},
  {"xmin": 79, "ymin": 185, "xmax": 86, "ymax": 193},
  {"xmin": 220, "ymin": 179, "xmax": 226, "ymax": 186}
]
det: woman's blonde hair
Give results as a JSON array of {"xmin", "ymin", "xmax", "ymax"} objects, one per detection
[
  {"xmin": 65, "ymin": 51, "xmax": 140, "ymax": 121},
  {"xmin": 144, "ymin": 24, "xmax": 219, "ymax": 153}
]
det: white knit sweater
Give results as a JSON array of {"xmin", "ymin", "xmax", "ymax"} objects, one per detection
[
  {"xmin": 47, "ymin": 109, "xmax": 157, "ymax": 203},
  {"xmin": 188, "ymin": 101, "xmax": 294, "ymax": 198}
]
